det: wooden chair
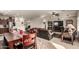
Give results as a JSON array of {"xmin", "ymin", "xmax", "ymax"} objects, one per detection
[{"xmin": 23, "ymin": 33, "xmax": 36, "ymax": 49}]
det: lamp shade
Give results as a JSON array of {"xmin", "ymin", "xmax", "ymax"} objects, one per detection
[{"xmin": 43, "ymin": 19, "xmax": 46, "ymax": 23}]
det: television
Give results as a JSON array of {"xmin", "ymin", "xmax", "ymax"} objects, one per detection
[
  {"xmin": 53, "ymin": 21, "xmax": 63, "ymax": 32},
  {"xmin": 54, "ymin": 21, "xmax": 63, "ymax": 26}
]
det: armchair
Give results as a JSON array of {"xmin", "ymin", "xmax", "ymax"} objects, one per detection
[{"xmin": 61, "ymin": 28, "xmax": 76, "ymax": 45}]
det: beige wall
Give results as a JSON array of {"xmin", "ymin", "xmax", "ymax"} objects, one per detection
[
  {"xmin": 29, "ymin": 10, "xmax": 77, "ymax": 30},
  {"xmin": 46, "ymin": 10, "xmax": 77, "ymax": 28},
  {"xmin": 30, "ymin": 18, "xmax": 44, "ymax": 28}
]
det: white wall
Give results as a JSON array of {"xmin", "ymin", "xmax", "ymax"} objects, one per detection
[
  {"xmin": 49, "ymin": 11, "xmax": 77, "ymax": 28},
  {"xmin": 46, "ymin": 11, "xmax": 77, "ymax": 28},
  {"xmin": 30, "ymin": 18, "xmax": 45, "ymax": 28},
  {"xmin": 28, "ymin": 11, "xmax": 77, "ymax": 30}
]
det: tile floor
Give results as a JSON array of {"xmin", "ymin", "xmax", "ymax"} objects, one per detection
[
  {"xmin": 0, "ymin": 34, "xmax": 79, "ymax": 49},
  {"xmin": 50, "ymin": 37, "xmax": 79, "ymax": 49}
]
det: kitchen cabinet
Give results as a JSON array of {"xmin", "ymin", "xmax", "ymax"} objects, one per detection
[{"xmin": 0, "ymin": 17, "xmax": 15, "ymax": 34}]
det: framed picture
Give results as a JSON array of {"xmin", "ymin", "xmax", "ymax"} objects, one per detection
[{"xmin": 66, "ymin": 20, "xmax": 73, "ymax": 26}]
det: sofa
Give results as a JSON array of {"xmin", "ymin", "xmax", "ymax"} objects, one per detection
[{"xmin": 37, "ymin": 28, "xmax": 53, "ymax": 40}]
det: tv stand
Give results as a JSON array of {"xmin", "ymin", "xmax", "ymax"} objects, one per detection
[{"xmin": 54, "ymin": 26, "xmax": 64, "ymax": 32}]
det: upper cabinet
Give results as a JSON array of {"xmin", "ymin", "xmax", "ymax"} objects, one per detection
[{"xmin": 0, "ymin": 17, "xmax": 15, "ymax": 34}]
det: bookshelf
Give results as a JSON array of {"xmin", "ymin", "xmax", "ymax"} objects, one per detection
[{"xmin": 48, "ymin": 21, "xmax": 53, "ymax": 30}]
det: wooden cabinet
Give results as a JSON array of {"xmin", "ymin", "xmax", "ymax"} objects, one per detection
[
  {"xmin": 48, "ymin": 21, "xmax": 53, "ymax": 30},
  {"xmin": 0, "ymin": 17, "xmax": 15, "ymax": 34},
  {"xmin": 0, "ymin": 28, "xmax": 9, "ymax": 34},
  {"xmin": 66, "ymin": 20, "xmax": 73, "ymax": 25},
  {"xmin": 0, "ymin": 20, "xmax": 8, "ymax": 25}
]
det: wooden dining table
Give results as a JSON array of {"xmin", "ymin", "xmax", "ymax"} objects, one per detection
[
  {"xmin": 0, "ymin": 28, "xmax": 37, "ymax": 49},
  {"xmin": 4, "ymin": 33, "xmax": 23, "ymax": 49}
]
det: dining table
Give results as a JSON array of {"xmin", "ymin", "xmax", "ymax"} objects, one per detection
[{"xmin": 4, "ymin": 33, "xmax": 23, "ymax": 49}]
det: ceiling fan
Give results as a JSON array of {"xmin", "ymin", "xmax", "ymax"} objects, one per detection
[{"xmin": 52, "ymin": 12, "xmax": 60, "ymax": 16}]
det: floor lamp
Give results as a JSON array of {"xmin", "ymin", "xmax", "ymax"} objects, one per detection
[{"xmin": 43, "ymin": 19, "xmax": 46, "ymax": 29}]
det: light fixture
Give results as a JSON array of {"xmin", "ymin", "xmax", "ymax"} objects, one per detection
[
  {"xmin": 43, "ymin": 19, "xmax": 46, "ymax": 24},
  {"xmin": 43, "ymin": 19, "xmax": 46, "ymax": 29},
  {"xmin": 52, "ymin": 12, "xmax": 59, "ymax": 16},
  {"xmin": 40, "ymin": 15, "xmax": 46, "ymax": 18}
]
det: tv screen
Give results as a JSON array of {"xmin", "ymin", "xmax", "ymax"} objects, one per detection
[
  {"xmin": 54, "ymin": 21, "xmax": 63, "ymax": 26},
  {"xmin": 53, "ymin": 21, "xmax": 63, "ymax": 32},
  {"xmin": 54, "ymin": 22, "xmax": 58, "ymax": 26}
]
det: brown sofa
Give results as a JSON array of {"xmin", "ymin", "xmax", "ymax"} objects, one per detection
[{"xmin": 37, "ymin": 28, "xmax": 53, "ymax": 40}]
